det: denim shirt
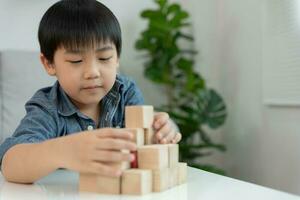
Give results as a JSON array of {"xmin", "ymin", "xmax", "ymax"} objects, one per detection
[{"xmin": 0, "ymin": 74, "xmax": 144, "ymax": 167}]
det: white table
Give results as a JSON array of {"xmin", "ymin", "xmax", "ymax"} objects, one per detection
[{"xmin": 0, "ymin": 167, "xmax": 299, "ymax": 200}]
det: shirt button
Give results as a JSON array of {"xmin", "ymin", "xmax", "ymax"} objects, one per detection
[{"xmin": 87, "ymin": 125, "xmax": 94, "ymax": 131}]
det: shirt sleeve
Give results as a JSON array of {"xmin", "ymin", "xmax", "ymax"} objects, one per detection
[
  {"xmin": 0, "ymin": 102, "xmax": 58, "ymax": 168},
  {"xmin": 124, "ymin": 79, "xmax": 145, "ymax": 106}
]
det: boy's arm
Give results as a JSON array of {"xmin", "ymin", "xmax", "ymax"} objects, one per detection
[
  {"xmin": 0, "ymin": 101, "xmax": 137, "ymax": 183},
  {"xmin": 1, "ymin": 128, "xmax": 136, "ymax": 184},
  {"xmin": 1, "ymin": 137, "xmax": 63, "ymax": 183},
  {"xmin": 0, "ymin": 103, "xmax": 61, "ymax": 183}
]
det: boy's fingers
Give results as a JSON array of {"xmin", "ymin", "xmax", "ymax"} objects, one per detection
[
  {"xmin": 94, "ymin": 128, "xmax": 133, "ymax": 140},
  {"xmin": 92, "ymin": 150, "xmax": 134, "ymax": 163},
  {"xmin": 96, "ymin": 138, "xmax": 137, "ymax": 151},
  {"xmin": 153, "ymin": 113, "xmax": 169, "ymax": 129},
  {"xmin": 154, "ymin": 112, "xmax": 168, "ymax": 120},
  {"xmin": 160, "ymin": 130, "xmax": 176, "ymax": 144},
  {"xmin": 172, "ymin": 133, "xmax": 182, "ymax": 143},
  {"xmin": 156, "ymin": 123, "xmax": 171, "ymax": 140}
]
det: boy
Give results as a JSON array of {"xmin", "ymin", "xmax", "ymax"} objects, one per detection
[{"xmin": 0, "ymin": 0, "xmax": 181, "ymax": 184}]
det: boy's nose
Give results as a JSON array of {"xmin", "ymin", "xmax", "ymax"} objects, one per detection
[{"xmin": 83, "ymin": 63, "xmax": 101, "ymax": 79}]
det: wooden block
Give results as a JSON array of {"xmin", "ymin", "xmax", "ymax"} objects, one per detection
[
  {"xmin": 178, "ymin": 162, "xmax": 187, "ymax": 185},
  {"xmin": 79, "ymin": 173, "xmax": 120, "ymax": 194},
  {"xmin": 168, "ymin": 166, "xmax": 179, "ymax": 188},
  {"xmin": 152, "ymin": 168, "xmax": 169, "ymax": 192},
  {"xmin": 168, "ymin": 144, "xmax": 179, "ymax": 167},
  {"xmin": 125, "ymin": 106, "xmax": 154, "ymax": 128},
  {"xmin": 137, "ymin": 144, "xmax": 168, "ymax": 170},
  {"xmin": 123, "ymin": 128, "xmax": 144, "ymax": 146},
  {"xmin": 121, "ymin": 169, "xmax": 152, "ymax": 195},
  {"xmin": 144, "ymin": 128, "xmax": 155, "ymax": 144}
]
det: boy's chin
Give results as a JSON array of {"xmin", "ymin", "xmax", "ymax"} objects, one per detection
[{"xmin": 82, "ymin": 97, "xmax": 104, "ymax": 105}]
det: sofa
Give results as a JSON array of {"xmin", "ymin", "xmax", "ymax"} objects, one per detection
[{"xmin": 0, "ymin": 50, "xmax": 55, "ymax": 143}]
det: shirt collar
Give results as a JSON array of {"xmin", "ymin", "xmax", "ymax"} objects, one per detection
[
  {"xmin": 54, "ymin": 74, "xmax": 124, "ymax": 117},
  {"xmin": 55, "ymin": 82, "xmax": 79, "ymax": 117},
  {"xmin": 106, "ymin": 74, "xmax": 123, "ymax": 99}
]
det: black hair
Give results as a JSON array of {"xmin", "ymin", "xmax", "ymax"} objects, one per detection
[{"xmin": 38, "ymin": 0, "xmax": 122, "ymax": 62}]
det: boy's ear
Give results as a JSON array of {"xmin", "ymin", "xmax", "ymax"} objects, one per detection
[
  {"xmin": 40, "ymin": 53, "xmax": 56, "ymax": 76},
  {"xmin": 116, "ymin": 57, "xmax": 120, "ymax": 69}
]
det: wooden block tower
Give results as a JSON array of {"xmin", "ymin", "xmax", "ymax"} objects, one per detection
[{"xmin": 79, "ymin": 105, "xmax": 187, "ymax": 195}]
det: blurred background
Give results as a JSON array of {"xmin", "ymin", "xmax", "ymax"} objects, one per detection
[{"xmin": 1, "ymin": 0, "xmax": 300, "ymax": 196}]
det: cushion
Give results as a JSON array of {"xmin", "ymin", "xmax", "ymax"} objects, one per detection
[{"xmin": 0, "ymin": 51, "xmax": 55, "ymax": 142}]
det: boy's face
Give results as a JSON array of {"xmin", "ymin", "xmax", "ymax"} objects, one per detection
[{"xmin": 41, "ymin": 42, "xmax": 119, "ymax": 109}]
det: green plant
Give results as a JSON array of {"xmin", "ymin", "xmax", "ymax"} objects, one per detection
[{"xmin": 135, "ymin": 0, "xmax": 227, "ymax": 174}]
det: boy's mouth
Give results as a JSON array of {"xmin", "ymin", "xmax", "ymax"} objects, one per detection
[{"xmin": 82, "ymin": 85, "xmax": 102, "ymax": 90}]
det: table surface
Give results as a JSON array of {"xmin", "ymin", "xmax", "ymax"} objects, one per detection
[{"xmin": 0, "ymin": 167, "xmax": 299, "ymax": 200}]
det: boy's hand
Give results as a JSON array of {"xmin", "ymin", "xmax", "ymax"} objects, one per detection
[
  {"xmin": 59, "ymin": 128, "xmax": 136, "ymax": 177},
  {"xmin": 153, "ymin": 112, "xmax": 182, "ymax": 144}
]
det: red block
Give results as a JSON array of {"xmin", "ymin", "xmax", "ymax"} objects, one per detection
[{"xmin": 131, "ymin": 151, "xmax": 138, "ymax": 168}]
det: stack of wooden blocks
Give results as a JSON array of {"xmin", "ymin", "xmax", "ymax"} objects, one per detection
[{"xmin": 79, "ymin": 105, "xmax": 187, "ymax": 195}]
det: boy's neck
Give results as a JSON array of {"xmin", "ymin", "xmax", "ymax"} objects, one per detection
[
  {"xmin": 79, "ymin": 104, "xmax": 101, "ymax": 127},
  {"xmin": 70, "ymin": 100, "xmax": 101, "ymax": 127},
  {"xmin": 68, "ymin": 96, "xmax": 101, "ymax": 127}
]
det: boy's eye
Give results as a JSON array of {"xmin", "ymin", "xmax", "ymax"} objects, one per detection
[
  {"xmin": 68, "ymin": 60, "xmax": 82, "ymax": 64},
  {"xmin": 98, "ymin": 56, "xmax": 112, "ymax": 61}
]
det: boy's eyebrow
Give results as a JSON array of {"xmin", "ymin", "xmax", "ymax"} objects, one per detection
[
  {"xmin": 95, "ymin": 46, "xmax": 114, "ymax": 52},
  {"xmin": 64, "ymin": 46, "xmax": 114, "ymax": 54}
]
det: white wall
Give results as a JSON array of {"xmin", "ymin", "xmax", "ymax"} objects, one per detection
[
  {"xmin": 187, "ymin": 0, "xmax": 300, "ymax": 196},
  {"xmin": 1, "ymin": 0, "xmax": 300, "ymax": 196}
]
